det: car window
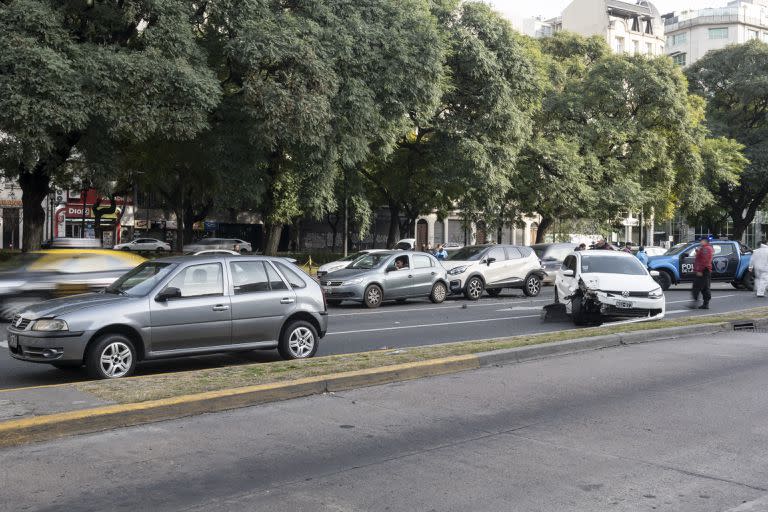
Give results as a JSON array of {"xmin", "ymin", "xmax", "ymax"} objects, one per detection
[
  {"xmin": 665, "ymin": 243, "xmax": 690, "ymax": 256},
  {"xmin": 547, "ymin": 245, "xmax": 574, "ymax": 261},
  {"xmin": 447, "ymin": 246, "xmax": 487, "ymax": 261},
  {"xmin": 230, "ymin": 261, "xmax": 271, "ymax": 294},
  {"xmin": 350, "ymin": 253, "xmax": 389, "ymax": 269},
  {"xmin": 106, "ymin": 261, "xmax": 176, "ymax": 296},
  {"xmin": 487, "ymin": 248, "xmax": 506, "ymax": 262},
  {"xmin": 413, "ymin": 254, "xmax": 433, "ymax": 269},
  {"xmin": 580, "ymin": 255, "xmax": 646, "ymax": 275},
  {"xmin": 505, "ymin": 247, "xmax": 522, "ymax": 259},
  {"xmin": 389, "ymin": 255, "xmax": 411, "ymax": 270},
  {"xmin": 713, "ymin": 244, "xmax": 733, "ymax": 256},
  {"xmin": 274, "ymin": 261, "xmax": 308, "ymax": 289},
  {"xmin": 166, "ymin": 263, "xmax": 223, "ymax": 297},
  {"xmin": 265, "ymin": 263, "xmax": 288, "ymax": 290},
  {"xmin": 394, "ymin": 242, "xmax": 412, "ymax": 250}
]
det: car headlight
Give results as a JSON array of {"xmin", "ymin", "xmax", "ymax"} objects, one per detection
[
  {"xmin": 447, "ymin": 265, "xmax": 469, "ymax": 275},
  {"xmin": 648, "ymin": 287, "xmax": 663, "ymax": 299},
  {"xmin": 342, "ymin": 277, "xmax": 364, "ymax": 285},
  {"xmin": 32, "ymin": 319, "xmax": 69, "ymax": 332}
]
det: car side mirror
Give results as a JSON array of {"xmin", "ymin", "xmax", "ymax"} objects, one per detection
[
  {"xmin": 155, "ymin": 286, "xmax": 181, "ymax": 302},
  {"xmin": 681, "ymin": 252, "xmax": 689, "ymax": 258},
  {"xmin": 486, "ymin": 257, "xmax": 496, "ymax": 266},
  {"xmin": 650, "ymin": 270, "xmax": 660, "ymax": 277},
  {"xmin": 562, "ymin": 269, "xmax": 575, "ymax": 277}
]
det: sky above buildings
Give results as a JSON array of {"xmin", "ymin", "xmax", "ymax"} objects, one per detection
[{"xmin": 490, "ymin": 0, "xmax": 722, "ymax": 20}]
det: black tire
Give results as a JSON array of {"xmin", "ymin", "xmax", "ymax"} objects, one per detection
[
  {"xmin": 463, "ymin": 276, "xmax": 484, "ymax": 301},
  {"xmin": 554, "ymin": 287, "xmax": 560, "ymax": 304},
  {"xmin": 655, "ymin": 270, "xmax": 673, "ymax": 291},
  {"xmin": 327, "ymin": 299, "xmax": 342, "ymax": 307},
  {"xmin": 430, "ymin": 281, "xmax": 448, "ymax": 304},
  {"xmin": 363, "ymin": 284, "xmax": 383, "ymax": 308},
  {"xmin": 486, "ymin": 288, "xmax": 502, "ymax": 297},
  {"xmin": 121, "ymin": 246, "xmax": 131, "ymax": 251},
  {"xmin": 156, "ymin": 247, "xmax": 166, "ymax": 252},
  {"xmin": 741, "ymin": 271, "xmax": 755, "ymax": 291},
  {"xmin": 85, "ymin": 334, "xmax": 137, "ymax": 379},
  {"xmin": 278, "ymin": 320, "xmax": 319, "ymax": 360},
  {"xmin": 731, "ymin": 281, "xmax": 745, "ymax": 290},
  {"xmin": 523, "ymin": 274, "xmax": 542, "ymax": 297}
]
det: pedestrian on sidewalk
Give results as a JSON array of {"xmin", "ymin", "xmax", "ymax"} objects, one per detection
[
  {"xmin": 691, "ymin": 238, "xmax": 714, "ymax": 309},
  {"xmin": 622, "ymin": 242, "xmax": 633, "ymax": 254},
  {"xmin": 434, "ymin": 244, "xmax": 448, "ymax": 260},
  {"xmin": 750, "ymin": 239, "xmax": 768, "ymax": 298}
]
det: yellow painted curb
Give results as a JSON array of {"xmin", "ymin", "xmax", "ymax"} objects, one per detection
[{"xmin": 0, "ymin": 354, "xmax": 479, "ymax": 449}]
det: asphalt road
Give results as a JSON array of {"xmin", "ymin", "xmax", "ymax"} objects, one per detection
[
  {"xmin": 0, "ymin": 283, "xmax": 764, "ymax": 389},
  {"xmin": 4, "ymin": 331, "xmax": 768, "ymax": 511}
]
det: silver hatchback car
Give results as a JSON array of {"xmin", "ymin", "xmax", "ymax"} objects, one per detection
[
  {"xmin": 7, "ymin": 256, "xmax": 327, "ymax": 379},
  {"xmin": 321, "ymin": 251, "xmax": 448, "ymax": 308}
]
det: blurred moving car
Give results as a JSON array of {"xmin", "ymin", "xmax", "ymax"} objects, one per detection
[
  {"xmin": 193, "ymin": 249, "xmax": 298, "ymax": 265},
  {"xmin": 392, "ymin": 238, "xmax": 416, "ymax": 250},
  {"xmin": 316, "ymin": 249, "xmax": 389, "ymax": 278},
  {"xmin": 531, "ymin": 243, "xmax": 578, "ymax": 284},
  {"xmin": 320, "ymin": 251, "xmax": 448, "ymax": 308},
  {"xmin": 41, "ymin": 238, "xmax": 103, "ymax": 249},
  {"xmin": 7, "ymin": 255, "xmax": 327, "ymax": 378},
  {"xmin": 442, "ymin": 245, "xmax": 545, "ymax": 299},
  {"xmin": 554, "ymin": 250, "xmax": 664, "ymax": 326},
  {"xmin": 642, "ymin": 246, "xmax": 667, "ymax": 257},
  {"xmin": 113, "ymin": 238, "xmax": 171, "ymax": 252},
  {"xmin": 183, "ymin": 238, "xmax": 253, "ymax": 254},
  {"xmin": 0, "ymin": 249, "xmax": 145, "ymax": 320}
]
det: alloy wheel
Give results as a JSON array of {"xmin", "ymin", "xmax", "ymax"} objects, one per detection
[
  {"xmin": 99, "ymin": 342, "xmax": 133, "ymax": 378},
  {"xmin": 527, "ymin": 277, "xmax": 541, "ymax": 296},
  {"xmin": 367, "ymin": 287, "xmax": 381, "ymax": 306},
  {"xmin": 288, "ymin": 327, "xmax": 315, "ymax": 358},
  {"xmin": 467, "ymin": 278, "xmax": 482, "ymax": 299}
]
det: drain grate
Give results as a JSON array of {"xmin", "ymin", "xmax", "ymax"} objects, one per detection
[{"xmin": 733, "ymin": 322, "xmax": 756, "ymax": 331}]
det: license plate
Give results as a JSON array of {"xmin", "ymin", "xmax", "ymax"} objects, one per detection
[
  {"xmin": 616, "ymin": 300, "xmax": 633, "ymax": 309},
  {"xmin": 8, "ymin": 333, "xmax": 18, "ymax": 349}
]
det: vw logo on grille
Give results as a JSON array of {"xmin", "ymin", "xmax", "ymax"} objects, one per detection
[
  {"xmin": 621, "ymin": 290, "xmax": 630, "ymax": 298},
  {"xmin": 15, "ymin": 316, "xmax": 24, "ymax": 327}
]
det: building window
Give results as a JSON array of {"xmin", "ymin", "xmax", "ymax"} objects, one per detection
[
  {"xmin": 633, "ymin": 40, "xmax": 640, "ymax": 54},
  {"xmin": 748, "ymin": 29, "xmax": 759, "ymax": 40},
  {"xmin": 645, "ymin": 20, "xmax": 653, "ymax": 34},
  {"xmin": 646, "ymin": 42, "xmax": 653, "ymax": 54},
  {"xmin": 670, "ymin": 32, "xmax": 687, "ymax": 45},
  {"xmin": 763, "ymin": 32, "xmax": 768, "ymax": 42},
  {"xmin": 709, "ymin": 27, "xmax": 728, "ymax": 39},
  {"xmin": 672, "ymin": 53, "xmax": 687, "ymax": 66},
  {"xmin": 631, "ymin": 17, "xmax": 640, "ymax": 32},
  {"xmin": 615, "ymin": 36, "xmax": 625, "ymax": 53}
]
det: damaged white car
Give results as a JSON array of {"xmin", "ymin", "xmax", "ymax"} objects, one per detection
[{"xmin": 554, "ymin": 251, "xmax": 665, "ymax": 326}]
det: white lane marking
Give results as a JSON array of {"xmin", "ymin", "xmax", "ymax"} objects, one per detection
[
  {"xmin": 330, "ymin": 299, "xmax": 551, "ymax": 317},
  {"xmin": 327, "ymin": 314, "xmax": 541, "ymax": 335},
  {"xmin": 0, "ymin": 341, "xmax": 6, "ymax": 349},
  {"xmin": 667, "ymin": 294, "xmax": 736, "ymax": 305},
  {"xmin": 495, "ymin": 306, "xmax": 544, "ymax": 311}
]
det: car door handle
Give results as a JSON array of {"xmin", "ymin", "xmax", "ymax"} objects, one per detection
[
  {"xmin": 408, "ymin": 275, "xmax": 413, "ymax": 278},
  {"xmin": 212, "ymin": 304, "xmax": 230, "ymax": 311},
  {"xmin": 431, "ymin": 272, "xmax": 437, "ymax": 276},
  {"xmin": 280, "ymin": 298, "xmax": 295, "ymax": 304}
]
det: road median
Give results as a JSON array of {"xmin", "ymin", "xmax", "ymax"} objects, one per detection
[{"xmin": 1, "ymin": 307, "xmax": 766, "ymax": 448}]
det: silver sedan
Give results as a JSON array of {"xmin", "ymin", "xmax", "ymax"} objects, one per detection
[{"xmin": 320, "ymin": 251, "xmax": 448, "ymax": 308}]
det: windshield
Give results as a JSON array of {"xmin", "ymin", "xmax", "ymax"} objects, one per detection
[
  {"xmin": 349, "ymin": 253, "xmax": 389, "ymax": 270},
  {"xmin": 580, "ymin": 255, "xmax": 647, "ymax": 276},
  {"xmin": 105, "ymin": 262, "xmax": 176, "ymax": 296},
  {"xmin": 341, "ymin": 252, "xmax": 366, "ymax": 262},
  {"xmin": 665, "ymin": 243, "xmax": 690, "ymax": 256},
  {"xmin": 394, "ymin": 242, "xmax": 411, "ymax": 250},
  {"xmin": 447, "ymin": 246, "xmax": 487, "ymax": 261}
]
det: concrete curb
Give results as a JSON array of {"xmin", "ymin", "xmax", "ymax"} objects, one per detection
[{"xmin": 0, "ymin": 317, "xmax": 765, "ymax": 449}]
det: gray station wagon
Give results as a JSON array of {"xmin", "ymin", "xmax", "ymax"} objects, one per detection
[
  {"xmin": 321, "ymin": 251, "xmax": 448, "ymax": 308},
  {"xmin": 6, "ymin": 256, "xmax": 327, "ymax": 379}
]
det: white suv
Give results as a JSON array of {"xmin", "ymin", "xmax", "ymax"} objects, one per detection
[{"xmin": 442, "ymin": 245, "xmax": 545, "ymax": 299}]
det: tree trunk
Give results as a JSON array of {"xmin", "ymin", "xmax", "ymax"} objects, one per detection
[
  {"xmin": 731, "ymin": 218, "xmax": 749, "ymax": 243},
  {"xmin": 264, "ymin": 224, "xmax": 282, "ymax": 255},
  {"xmin": 19, "ymin": 169, "xmax": 50, "ymax": 251},
  {"xmin": 386, "ymin": 203, "xmax": 400, "ymax": 248},
  {"xmin": 535, "ymin": 216, "xmax": 553, "ymax": 244}
]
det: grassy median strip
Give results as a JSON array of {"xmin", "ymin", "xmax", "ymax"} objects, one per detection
[{"xmin": 73, "ymin": 307, "xmax": 768, "ymax": 404}]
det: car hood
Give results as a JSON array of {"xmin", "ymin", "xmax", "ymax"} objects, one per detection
[
  {"xmin": 580, "ymin": 273, "xmax": 659, "ymax": 292},
  {"xmin": 441, "ymin": 260, "xmax": 477, "ymax": 271},
  {"xmin": 16, "ymin": 293, "xmax": 133, "ymax": 320},
  {"xmin": 318, "ymin": 261, "xmax": 350, "ymax": 273}
]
